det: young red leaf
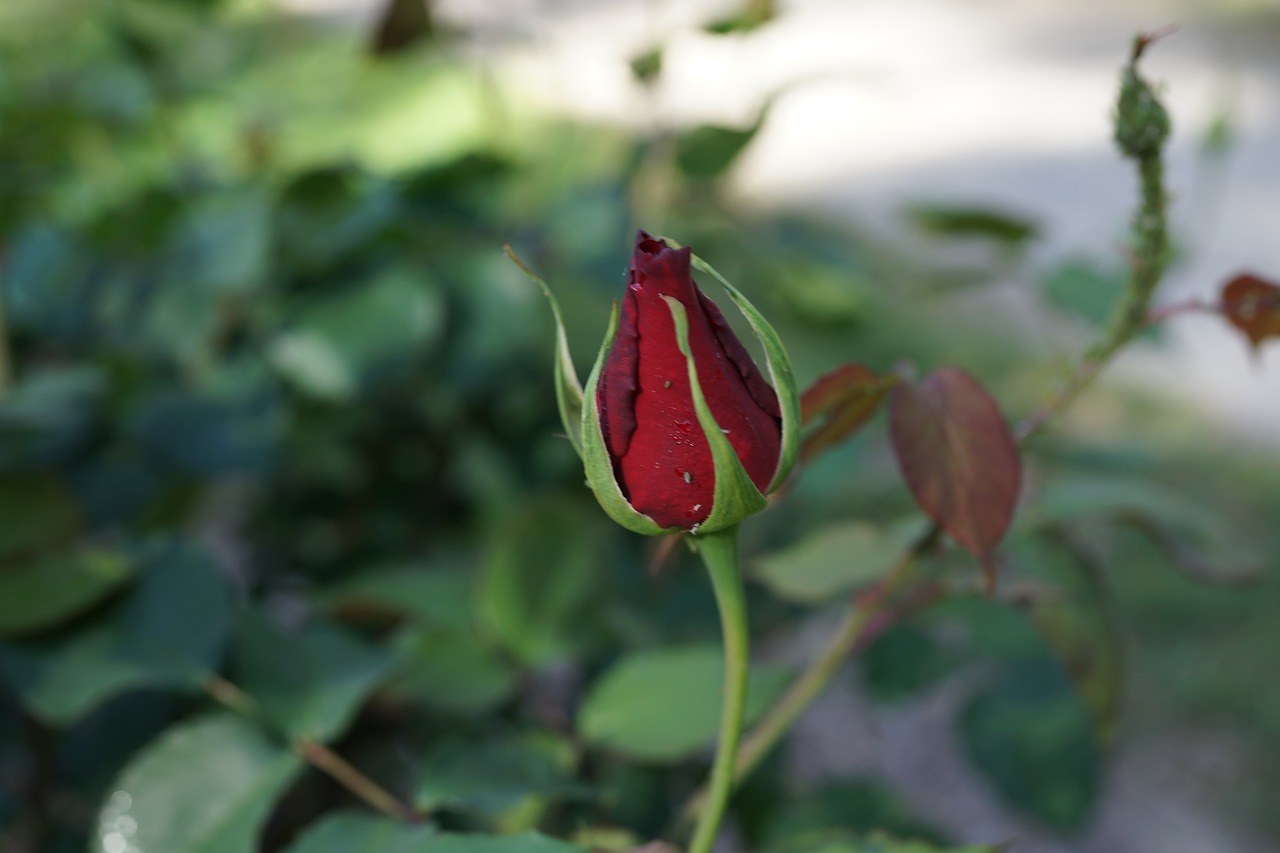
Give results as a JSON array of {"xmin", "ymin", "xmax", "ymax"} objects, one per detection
[
  {"xmin": 889, "ymin": 368, "xmax": 1021, "ymax": 588},
  {"xmin": 799, "ymin": 364, "xmax": 895, "ymax": 463},
  {"xmin": 1220, "ymin": 273, "xmax": 1280, "ymax": 350}
]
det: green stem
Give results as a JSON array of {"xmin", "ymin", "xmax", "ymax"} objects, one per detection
[
  {"xmin": 679, "ymin": 528, "xmax": 930, "ymax": 827},
  {"xmin": 688, "ymin": 526, "xmax": 750, "ymax": 853}
]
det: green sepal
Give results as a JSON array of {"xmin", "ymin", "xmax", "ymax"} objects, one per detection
[
  {"xmin": 506, "ymin": 246, "xmax": 584, "ymax": 457},
  {"xmin": 680, "ymin": 247, "xmax": 801, "ymax": 494},
  {"xmin": 580, "ymin": 302, "xmax": 673, "ymax": 536},
  {"xmin": 662, "ymin": 296, "xmax": 769, "ymax": 534}
]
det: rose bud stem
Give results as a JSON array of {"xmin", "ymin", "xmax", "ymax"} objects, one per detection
[{"xmin": 687, "ymin": 524, "xmax": 749, "ymax": 853}]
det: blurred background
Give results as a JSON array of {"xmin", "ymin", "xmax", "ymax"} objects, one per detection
[{"xmin": 1, "ymin": 0, "xmax": 1278, "ymax": 851}]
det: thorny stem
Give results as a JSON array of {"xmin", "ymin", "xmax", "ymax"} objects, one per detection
[
  {"xmin": 205, "ymin": 676, "xmax": 420, "ymax": 823},
  {"xmin": 687, "ymin": 526, "xmax": 750, "ymax": 853},
  {"xmin": 1018, "ymin": 30, "xmax": 1173, "ymax": 444},
  {"xmin": 682, "ymin": 31, "xmax": 1177, "ymax": 817}
]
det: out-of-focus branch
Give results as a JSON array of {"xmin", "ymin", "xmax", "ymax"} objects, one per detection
[
  {"xmin": 1018, "ymin": 29, "xmax": 1174, "ymax": 442},
  {"xmin": 205, "ymin": 676, "xmax": 420, "ymax": 823}
]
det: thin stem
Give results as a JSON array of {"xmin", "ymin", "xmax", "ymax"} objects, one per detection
[
  {"xmin": 298, "ymin": 738, "xmax": 420, "ymax": 823},
  {"xmin": 205, "ymin": 676, "xmax": 420, "ymax": 823},
  {"xmin": 679, "ymin": 527, "xmax": 932, "ymax": 827},
  {"xmin": 688, "ymin": 526, "xmax": 750, "ymax": 853}
]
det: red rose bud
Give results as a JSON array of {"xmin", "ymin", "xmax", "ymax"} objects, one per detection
[
  {"xmin": 513, "ymin": 231, "xmax": 799, "ymax": 536},
  {"xmin": 594, "ymin": 231, "xmax": 786, "ymax": 530}
]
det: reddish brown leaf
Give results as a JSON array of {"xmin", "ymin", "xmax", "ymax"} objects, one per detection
[
  {"xmin": 1220, "ymin": 272, "xmax": 1280, "ymax": 350},
  {"xmin": 799, "ymin": 364, "xmax": 895, "ymax": 463},
  {"xmin": 889, "ymin": 368, "xmax": 1021, "ymax": 588}
]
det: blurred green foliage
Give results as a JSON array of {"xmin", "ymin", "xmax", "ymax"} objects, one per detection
[{"xmin": 1, "ymin": 1, "xmax": 1279, "ymax": 852}]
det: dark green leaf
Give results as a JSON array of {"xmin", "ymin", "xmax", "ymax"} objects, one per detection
[
  {"xmin": 0, "ymin": 547, "xmax": 133, "ymax": 638},
  {"xmin": 0, "ymin": 473, "xmax": 80, "ymax": 560},
  {"xmin": 1028, "ymin": 476, "xmax": 1265, "ymax": 583},
  {"xmin": 675, "ymin": 125, "xmax": 760, "ymax": 180},
  {"xmin": 96, "ymin": 714, "xmax": 303, "ymax": 853},
  {"xmin": 415, "ymin": 734, "xmax": 590, "ymax": 816},
  {"xmin": 285, "ymin": 812, "xmax": 438, "ymax": 853},
  {"xmin": 270, "ymin": 269, "xmax": 445, "ymax": 400},
  {"xmin": 629, "ymin": 47, "xmax": 663, "ymax": 84},
  {"xmin": 385, "ymin": 624, "xmax": 515, "ymax": 714},
  {"xmin": 765, "ymin": 832, "xmax": 996, "ymax": 853},
  {"xmin": 1, "ymin": 539, "xmax": 232, "ymax": 724},
  {"xmin": 422, "ymin": 832, "xmax": 586, "ymax": 853},
  {"xmin": 959, "ymin": 660, "xmax": 1099, "ymax": 833},
  {"xmin": 758, "ymin": 780, "xmax": 946, "ymax": 847},
  {"xmin": 478, "ymin": 501, "xmax": 604, "ymax": 666},
  {"xmin": 907, "ymin": 204, "xmax": 1038, "ymax": 247},
  {"xmin": 232, "ymin": 610, "xmax": 396, "ymax": 742},
  {"xmin": 860, "ymin": 624, "xmax": 959, "ymax": 704},
  {"xmin": 320, "ymin": 564, "xmax": 473, "ymax": 630},
  {"xmin": 131, "ymin": 388, "xmax": 282, "ymax": 477}
]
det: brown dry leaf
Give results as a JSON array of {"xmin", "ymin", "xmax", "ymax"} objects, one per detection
[
  {"xmin": 889, "ymin": 368, "xmax": 1022, "ymax": 589},
  {"xmin": 1220, "ymin": 272, "xmax": 1280, "ymax": 351},
  {"xmin": 799, "ymin": 363, "xmax": 895, "ymax": 463}
]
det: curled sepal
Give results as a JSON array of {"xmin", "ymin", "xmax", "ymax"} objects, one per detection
[
  {"xmin": 581, "ymin": 302, "xmax": 672, "ymax": 536},
  {"xmin": 685, "ymin": 251, "xmax": 800, "ymax": 494},
  {"xmin": 662, "ymin": 296, "xmax": 769, "ymax": 534},
  {"xmin": 505, "ymin": 245, "xmax": 585, "ymax": 457}
]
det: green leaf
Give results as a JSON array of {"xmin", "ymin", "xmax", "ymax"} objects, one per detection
[
  {"xmin": 676, "ymin": 112, "xmax": 766, "ymax": 180},
  {"xmin": 753, "ymin": 518, "xmax": 927, "ymax": 604},
  {"xmin": 174, "ymin": 188, "xmax": 271, "ymax": 295},
  {"xmin": 1028, "ymin": 476, "xmax": 1264, "ymax": 583},
  {"xmin": 859, "ymin": 624, "xmax": 960, "ymax": 704},
  {"xmin": 758, "ymin": 781, "xmax": 947, "ymax": 848},
  {"xmin": 320, "ymin": 564, "xmax": 473, "ymax": 630},
  {"xmin": 385, "ymin": 624, "xmax": 515, "ymax": 714},
  {"xmin": 1, "ymin": 539, "xmax": 232, "ymax": 724},
  {"xmin": 662, "ymin": 295, "xmax": 768, "ymax": 534},
  {"xmin": 285, "ymin": 812, "xmax": 438, "ymax": 853},
  {"xmin": 931, "ymin": 597, "xmax": 1101, "ymax": 832},
  {"xmin": 766, "ymin": 832, "xmax": 996, "ymax": 853},
  {"xmin": 628, "ymin": 46, "xmax": 663, "ymax": 84},
  {"xmin": 415, "ymin": 733, "xmax": 590, "ymax": 816},
  {"xmin": 231, "ymin": 610, "xmax": 396, "ymax": 742},
  {"xmin": 0, "ymin": 547, "xmax": 134, "ymax": 638},
  {"xmin": 958, "ymin": 659, "xmax": 1100, "ymax": 833},
  {"xmin": 270, "ymin": 269, "xmax": 445, "ymax": 400},
  {"xmin": 0, "ymin": 473, "xmax": 80, "ymax": 560},
  {"xmin": 906, "ymin": 203, "xmax": 1038, "ymax": 248},
  {"xmin": 96, "ymin": 714, "xmax": 303, "ymax": 853},
  {"xmin": 423, "ymin": 832, "xmax": 586, "ymax": 853},
  {"xmin": 477, "ymin": 500, "xmax": 603, "ymax": 665},
  {"xmin": 579, "ymin": 644, "xmax": 791, "ymax": 762},
  {"xmin": 131, "ymin": 387, "xmax": 282, "ymax": 477}
]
